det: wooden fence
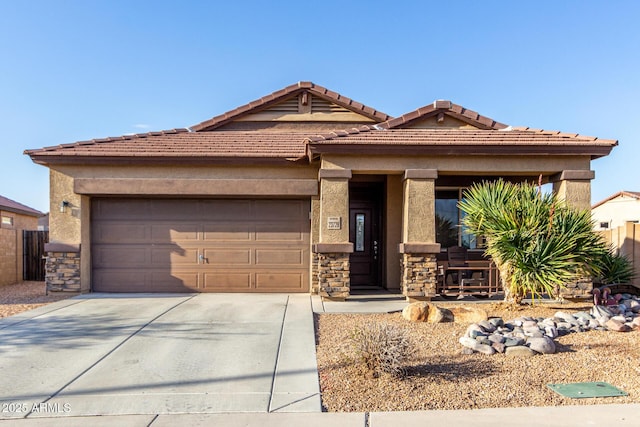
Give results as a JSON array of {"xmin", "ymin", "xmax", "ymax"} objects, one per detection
[
  {"xmin": 598, "ymin": 222, "xmax": 640, "ymax": 287},
  {"xmin": 22, "ymin": 230, "xmax": 48, "ymax": 281}
]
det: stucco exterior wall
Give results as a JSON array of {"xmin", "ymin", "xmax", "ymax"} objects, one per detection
[
  {"xmin": 592, "ymin": 197, "xmax": 640, "ymax": 231},
  {"xmin": 385, "ymin": 175, "xmax": 402, "ymax": 291},
  {"xmin": 0, "ymin": 210, "xmax": 39, "ymax": 286},
  {"xmin": 321, "ymin": 154, "xmax": 591, "ymax": 175}
]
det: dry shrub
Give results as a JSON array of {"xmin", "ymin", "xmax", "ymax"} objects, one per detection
[{"xmin": 349, "ymin": 322, "xmax": 412, "ymax": 378}]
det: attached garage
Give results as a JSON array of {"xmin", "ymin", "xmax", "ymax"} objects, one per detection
[{"xmin": 91, "ymin": 198, "xmax": 310, "ymax": 293}]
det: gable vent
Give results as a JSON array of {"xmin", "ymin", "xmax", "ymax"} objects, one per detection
[
  {"xmin": 311, "ymin": 96, "xmax": 351, "ymax": 113},
  {"xmin": 268, "ymin": 96, "xmax": 300, "ymax": 113}
]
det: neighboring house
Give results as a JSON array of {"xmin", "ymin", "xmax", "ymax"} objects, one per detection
[
  {"xmin": 592, "ymin": 191, "xmax": 640, "ymax": 231},
  {"xmin": 25, "ymin": 81, "xmax": 617, "ymax": 299},
  {"xmin": 0, "ymin": 195, "xmax": 44, "ymax": 286}
]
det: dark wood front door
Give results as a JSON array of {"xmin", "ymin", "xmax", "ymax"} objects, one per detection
[{"xmin": 349, "ymin": 183, "xmax": 383, "ymax": 288}]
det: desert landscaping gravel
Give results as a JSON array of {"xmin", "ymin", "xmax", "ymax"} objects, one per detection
[
  {"xmin": 0, "ymin": 281, "xmax": 73, "ymax": 318},
  {"xmin": 315, "ymin": 302, "xmax": 640, "ymax": 412}
]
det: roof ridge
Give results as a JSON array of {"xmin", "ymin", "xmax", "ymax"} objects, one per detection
[
  {"xmin": 379, "ymin": 100, "xmax": 508, "ymax": 130},
  {"xmin": 190, "ymin": 82, "xmax": 391, "ymax": 132}
]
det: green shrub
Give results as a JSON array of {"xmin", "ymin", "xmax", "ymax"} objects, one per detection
[
  {"xmin": 596, "ymin": 248, "xmax": 635, "ymax": 284},
  {"xmin": 349, "ymin": 322, "xmax": 412, "ymax": 378}
]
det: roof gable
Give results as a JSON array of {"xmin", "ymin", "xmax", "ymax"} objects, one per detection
[
  {"xmin": 380, "ymin": 100, "xmax": 508, "ymax": 130},
  {"xmin": 592, "ymin": 191, "xmax": 640, "ymax": 209},
  {"xmin": 190, "ymin": 81, "xmax": 391, "ymax": 131}
]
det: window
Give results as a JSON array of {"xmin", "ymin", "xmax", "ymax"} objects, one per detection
[
  {"xmin": 435, "ymin": 189, "xmax": 483, "ymax": 250},
  {"xmin": 1, "ymin": 216, "xmax": 13, "ymax": 227},
  {"xmin": 599, "ymin": 221, "xmax": 609, "ymax": 229}
]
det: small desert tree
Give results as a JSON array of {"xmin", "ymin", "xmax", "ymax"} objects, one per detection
[{"xmin": 459, "ymin": 179, "xmax": 607, "ymax": 304}]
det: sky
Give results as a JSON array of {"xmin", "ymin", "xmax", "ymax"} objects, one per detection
[{"xmin": 1, "ymin": 1, "xmax": 639, "ymax": 213}]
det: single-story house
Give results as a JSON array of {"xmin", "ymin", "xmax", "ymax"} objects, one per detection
[
  {"xmin": 0, "ymin": 195, "xmax": 44, "ymax": 286},
  {"xmin": 592, "ymin": 191, "xmax": 640, "ymax": 231},
  {"xmin": 25, "ymin": 82, "xmax": 617, "ymax": 299}
]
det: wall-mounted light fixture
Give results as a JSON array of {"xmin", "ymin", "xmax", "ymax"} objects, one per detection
[{"xmin": 59, "ymin": 200, "xmax": 70, "ymax": 213}]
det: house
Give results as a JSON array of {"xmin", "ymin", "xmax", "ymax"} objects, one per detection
[
  {"xmin": 592, "ymin": 191, "xmax": 640, "ymax": 231},
  {"xmin": 25, "ymin": 82, "xmax": 617, "ymax": 299},
  {"xmin": 0, "ymin": 195, "xmax": 44, "ymax": 286}
]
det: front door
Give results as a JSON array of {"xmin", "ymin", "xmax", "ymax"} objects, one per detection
[{"xmin": 349, "ymin": 182, "xmax": 383, "ymax": 288}]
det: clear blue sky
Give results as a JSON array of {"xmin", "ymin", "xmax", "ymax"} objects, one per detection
[{"xmin": 1, "ymin": 1, "xmax": 638, "ymax": 213}]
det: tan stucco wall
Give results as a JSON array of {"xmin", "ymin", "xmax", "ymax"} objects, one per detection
[
  {"xmin": 321, "ymin": 154, "xmax": 591, "ymax": 175},
  {"xmin": 385, "ymin": 175, "xmax": 403, "ymax": 290},
  {"xmin": 318, "ymin": 178, "xmax": 350, "ymax": 243},
  {"xmin": 49, "ymin": 169, "xmax": 82, "ymax": 244},
  {"xmin": 0, "ymin": 210, "xmax": 39, "ymax": 285},
  {"xmin": 553, "ymin": 179, "xmax": 591, "ymax": 211},
  {"xmin": 402, "ymin": 177, "xmax": 436, "ymax": 243},
  {"xmin": 592, "ymin": 198, "xmax": 640, "ymax": 231}
]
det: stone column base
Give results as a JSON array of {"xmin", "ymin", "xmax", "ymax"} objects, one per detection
[
  {"xmin": 316, "ymin": 252, "xmax": 350, "ymax": 300},
  {"xmin": 401, "ymin": 253, "xmax": 438, "ymax": 300},
  {"xmin": 46, "ymin": 251, "xmax": 81, "ymax": 292}
]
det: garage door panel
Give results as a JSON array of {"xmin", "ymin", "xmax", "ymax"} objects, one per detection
[
  {"xmin": 203, "ymin": 223, "xmax": 252, "ymax": 241},
  {"xmin": 151, "ymin": 247, "xmax": 198, "ymax": 265},
  {"xmin": 203, "ymin": 273, "xmax": 252, "ymax": 290},
  {"xmin": 93, "ymin": 271, "xmax": 148, "ymax": 292},
  {"xmin": 254, "ymin": 200, "xmax": 304, "ymax": 220},
  {"xmin": 151, "ymin": 223, "xmax": 199, "ymax": 242},
  {"xmin": 150, "ymin": 200, "xmax": 201, "ymax": 220},
  {"xmin": 255, "ymin": 223, "xmax": 306, "ymax": 242},
  {"xmin": 93, "ymin": 200, "xmax": 150, "ymax": 220},
  {"xmin": 92, "ymin": 198, "xmax": 310, "ymax": 293},
  {"xmin": 255, "ymin": 249, "xmax": 304, "ymax": 266},
  {"xmin": 206, "ymin": 249, "xmax": 251, "ymax": 265},
  {"xmin": 93, "ymin": 223, "xmax": 150, "ymax": 244},
  {"xmin": 255, "ymin": 273, "xmax": 304, "ymax": 290},
  {"xmin": 153, "ymin": 271, "xmax": 199, "ymax": 289},
  {"xmin": 93, "ymin": 247, "xmax": 149, "ymax": 267},
  {"xmin": 201, "ymin": 200, "xmax": 253, "ymax": 220}
]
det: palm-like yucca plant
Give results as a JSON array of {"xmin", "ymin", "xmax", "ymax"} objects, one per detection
[{"xmin": 459, "ymin": 179, "xmax": 607, "ymax": 304}]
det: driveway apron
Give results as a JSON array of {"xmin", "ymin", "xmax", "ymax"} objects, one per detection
[{"xmin": 0, "ymin": 293, "xmax": 320, "ymax": 419}]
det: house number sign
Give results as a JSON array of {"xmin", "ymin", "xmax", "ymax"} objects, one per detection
[{"xmin": 327, "ymin": 216, "xmax": 342, "ymax": 230}]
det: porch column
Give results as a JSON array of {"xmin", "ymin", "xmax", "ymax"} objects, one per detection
[
  {"xmin": 313, "ymin": 169, "xmax": 353, "ymax": 300},
  {"xmin": 399, "ymin": 169, "xmax": 441, "ymax": 301},
  {"xmin": 551, "ymin": 170, "xmax": 595, "ymax": 211}
]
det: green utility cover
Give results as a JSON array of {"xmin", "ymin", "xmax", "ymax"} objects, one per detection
[{"xmin": 547, "ymin": 382, "xmax": 628, "ymax": 399}]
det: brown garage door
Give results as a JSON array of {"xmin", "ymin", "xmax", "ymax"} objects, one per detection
[{"xmin": 91, "ymin": 198, "xmax": 310, "ymax": 292}]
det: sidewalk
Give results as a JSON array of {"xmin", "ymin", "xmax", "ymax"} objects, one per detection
[{"xmin": 3, "ymin": 404, "xmax": 638, "ymax": 426}]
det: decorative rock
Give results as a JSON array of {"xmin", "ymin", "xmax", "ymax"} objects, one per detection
[
  {"xmin": 459, "ymin": 337, "xmax": 495, "ymax": 355},
  {"xmin": 402, "ymin": 302, "xmax": 430, "ymax": 322},
  {"xmin": 522, "ymin": 320, "xmax": 538, "ymax": 328},
  {"xmin": 466, "ymin": 323, "xmax": 485, "ymax": 336},
  {"xmin": 632, "ymin": 317, "xmax": 640, "ymax": 329},
  {"xmin": 449, "ymin": 306, "xmax": 489, "ymax": 324},
  {"xmin": 544, "ymin": 326, "xmax": 558, "ymax": 339},
  {"xmin": 461, "ymin": 347, "xmax": 474, "ymax": 355},
  {"xmin": 554, "ymin": 311, "xmax": 577, "ymax": 324},
  {"xmin": 605, "ymin": 318, "xmax": 632, "ymax": 332},
  {"xmin": 505, "ymin": 346, "xmax": 536, "ymax": 357},
  {"xmin": 469, "ymin": 329, "xmax": 487, "ymax": 339},
  {"xmin": 478, "ymin": 320, "xmax": 496, "ymax": 333},
  {"xmin": 428, "ymin": 305, "xmax": 453, "ymax": 323},
  {"xmin": 527, "ymin": 336, "xmax": 556, "ymax": 354},
  {"xmin": 488, "ymin": 317, "xmax": 504, "ymax": 328},
  {"xmin": 504, "ymin": 337, "xmax": 525, "ymax": 347},
  {"xmin": 491, "ymin": 342, "xmax": 506, "ymax": 353},
  {"xmin": 488, "ymin": 333, "xmax": 505, "ymax": 344}
]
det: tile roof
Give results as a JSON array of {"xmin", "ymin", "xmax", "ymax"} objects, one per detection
[
  {"xmin": 305, "ymin": 126, "xmax": 617, "ymax": 159},
  {"xmin": 25, "ymin": 129, "xmax": 309, "ymax": 165},
  {"xmin": 380, "ymin": 100, "xmax": 508, "ymax": 130},
  {"xmin": 0, "ymin": 195, "xmax": 44, "ymax": 217},
  {"xmin": 592, "ymin": 191, "xmax": 640, "ymax": 209},
  {"xmin": 190, "ymin": 81, "xmax": 392, "ymax": 131}
]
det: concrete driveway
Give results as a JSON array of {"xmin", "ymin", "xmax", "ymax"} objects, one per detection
[{"xmin": 0, "ymin": 293, "xmax": 320, "ymax": 419}]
